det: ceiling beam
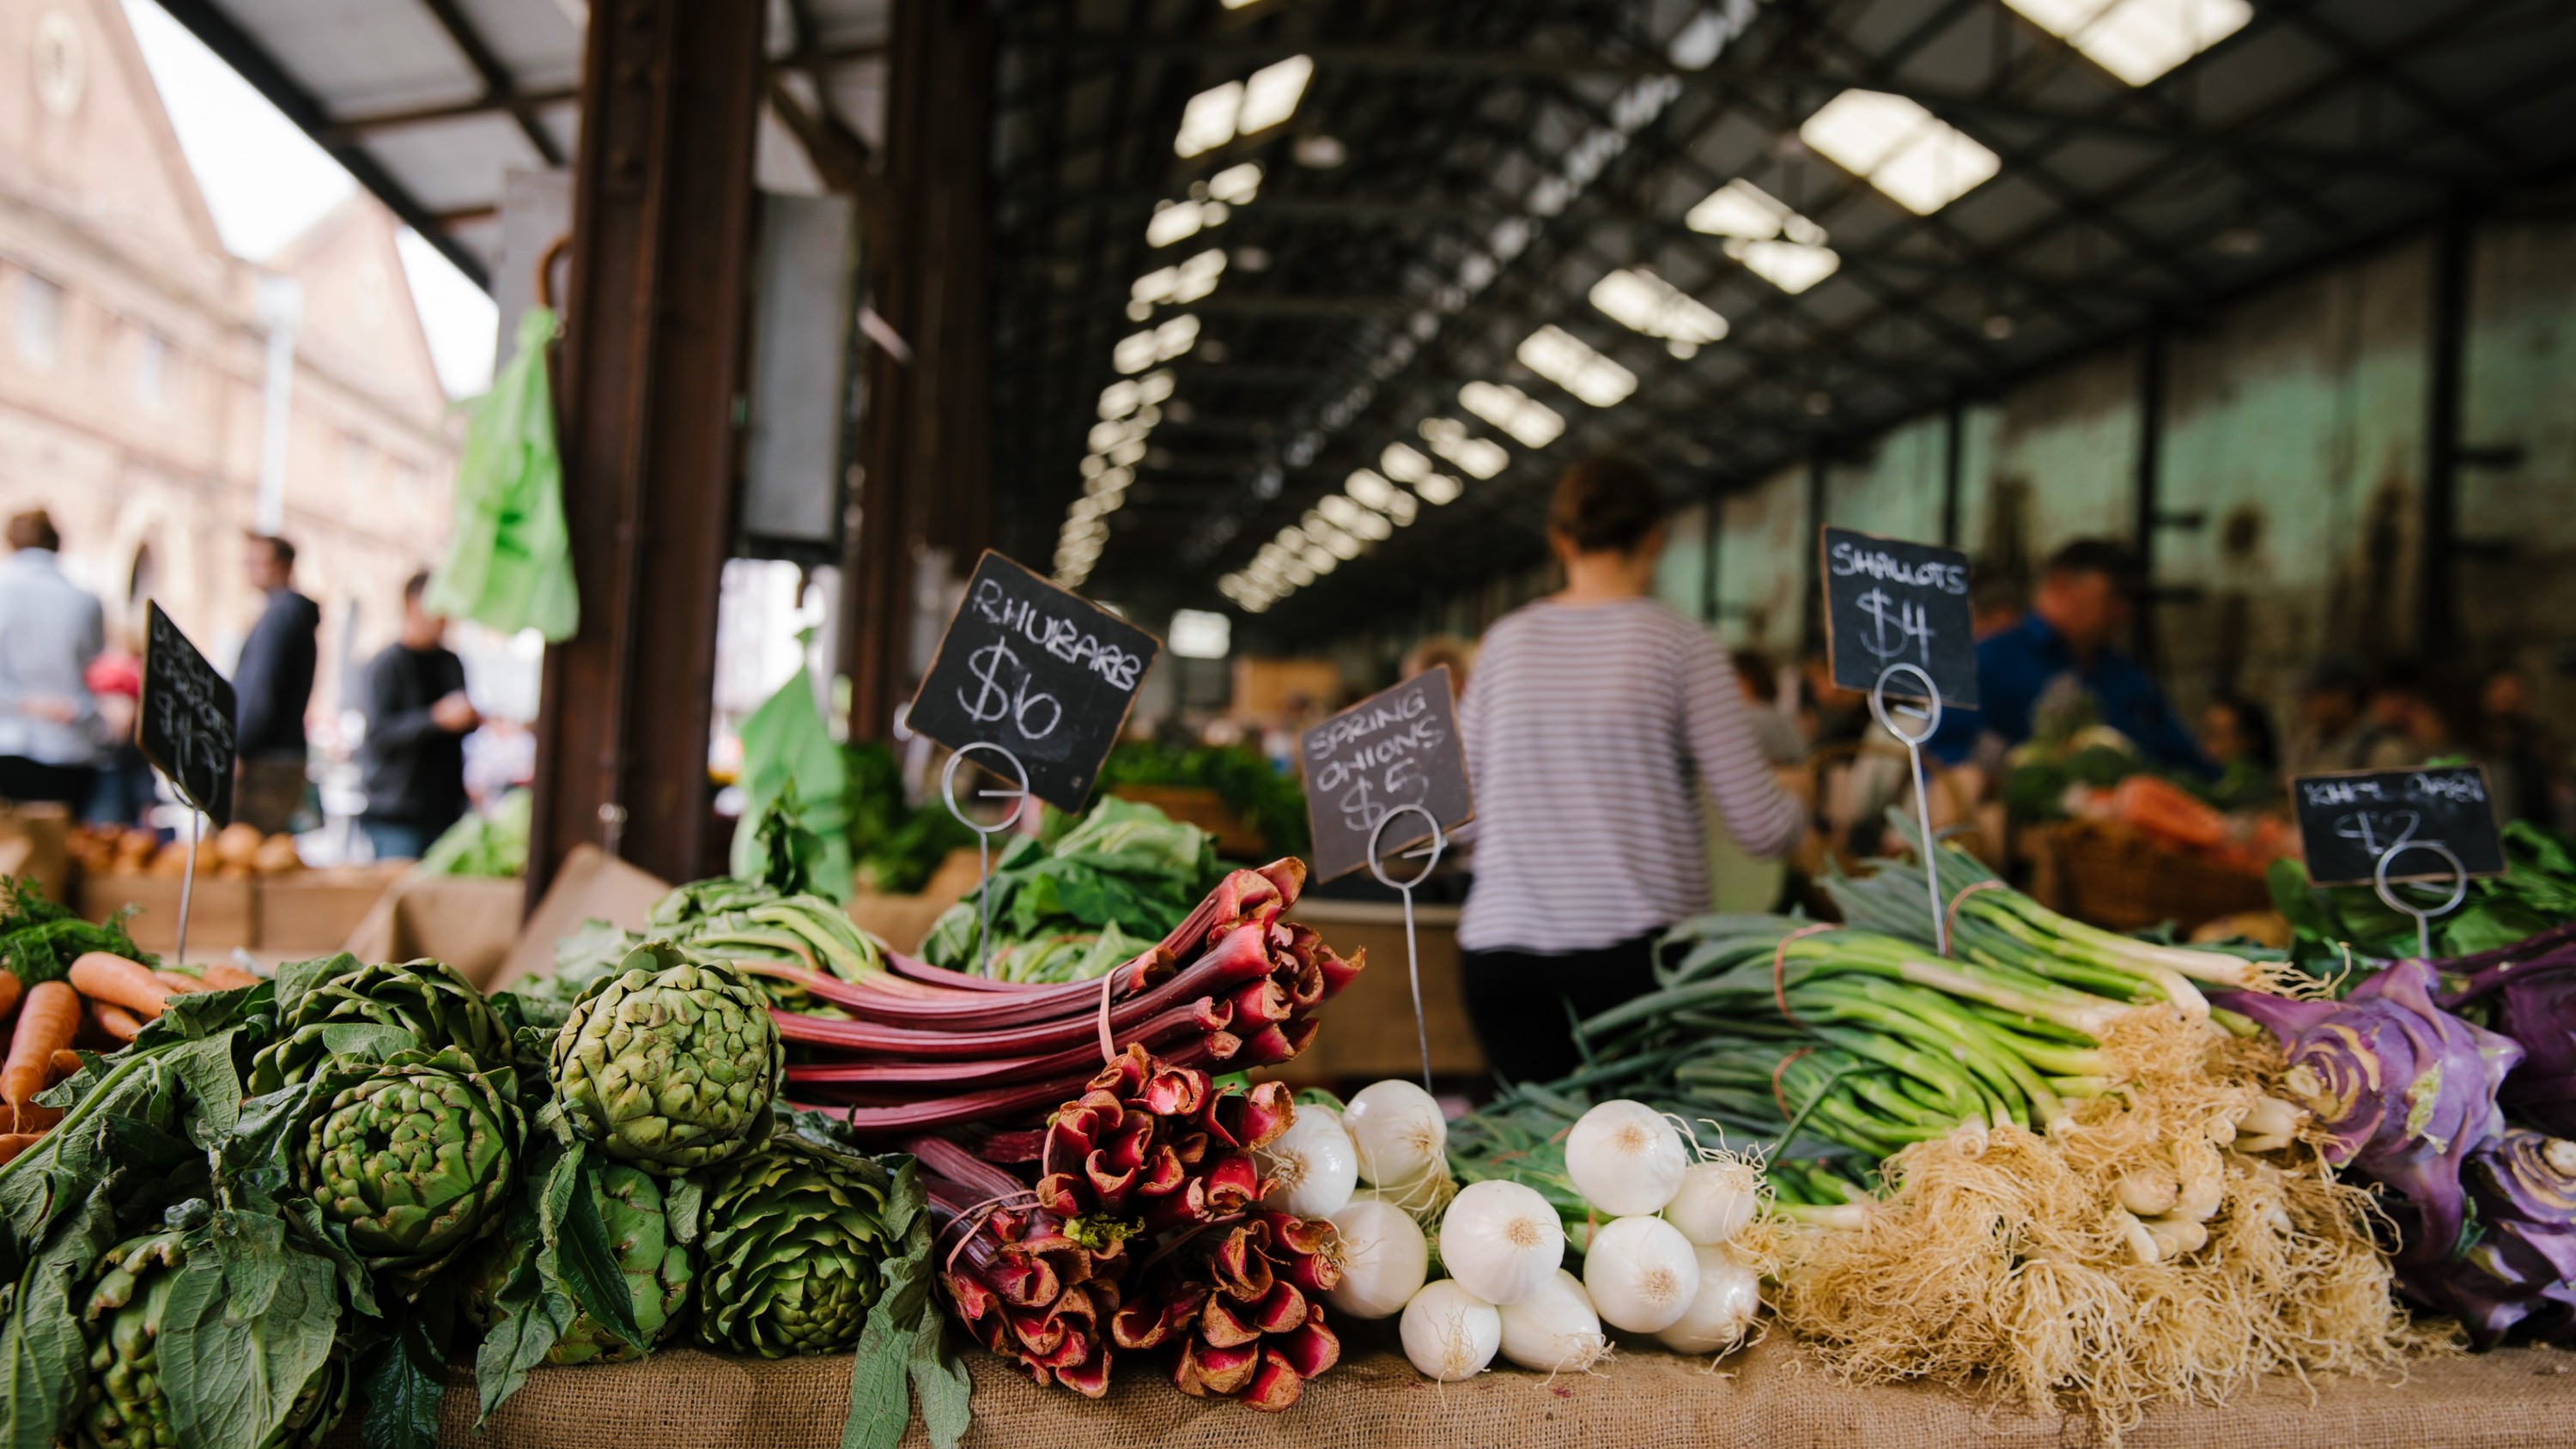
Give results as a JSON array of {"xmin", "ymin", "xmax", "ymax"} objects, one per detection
[
  {"xmin": 413, "ymin": 0, "xmax": 564, "ymax": 165},
  {"xmin": 151, "ymin": 0, "xmax": 489, "ymax": 287},
  {"xmin": 313, "ymin": 86, "xmax": 579, "ymax": 144}
]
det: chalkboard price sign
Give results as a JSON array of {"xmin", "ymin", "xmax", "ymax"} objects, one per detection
[
  {"xmin": 1820, "ymin": 526, "xmax": 1978, "ymax": 708},
  {"xmin": 137, "ymin": 601, "xmax": 237, "ymax": 828},
  {"xmin": 2291, "ymin": 766, "xmax": 2506, "ymax": 887},
  {"xmin": 906, "ymin": 551, "xmax": 1160, "ymax": 813},
  {"xmin": 1300, "ymin": 667, "xmax": 1473, "ymax": 882}
]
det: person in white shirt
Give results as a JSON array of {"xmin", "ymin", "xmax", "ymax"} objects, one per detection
[
  {"xmin": 0, "ymin": 510, "xmax": 107, "ymax": 806},
  {"xmin": 1456, "ymin": 458, "xmax": 1807, "ymax": 1083}
]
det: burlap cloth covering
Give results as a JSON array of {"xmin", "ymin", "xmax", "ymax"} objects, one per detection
[{"xmin": 391, "ymin": 1326, "xmax": 2576, "ymax": 1448}]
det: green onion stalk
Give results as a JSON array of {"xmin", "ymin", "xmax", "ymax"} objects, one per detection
[{"xmin": 1825, "ymin": 812, "xmax": 2306, "ymax": 1003}]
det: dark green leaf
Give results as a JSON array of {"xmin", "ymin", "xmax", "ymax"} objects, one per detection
[
  {"xmin": 271, "ymin": 954, "xmax": 361, "ymax": 1018},
  {"xmin": 839, "ymin": 1303, "xmax": 917, "ymax": 1449},
  {"xmin": 907, "ymin": 1319, "xmax": 971, "ymax": 1449},
  {"xmin": 0, "ymin": 1181, "xmax": 117, "ymax": 1449},
  {"xmin": 355, "ymin": 1313, "xmax": 446, "ymax": 1449},
  {"xmin": 159, "ymin": 1213, "xmax": 341, "ymax": 1449},
  {"xmin": 546, "ymin": 1154, "xmax": 645, "ymax": 1355},
  {"xmin": 471, "ymin": 1233, "xmax": 573, "ymax": 1426}
]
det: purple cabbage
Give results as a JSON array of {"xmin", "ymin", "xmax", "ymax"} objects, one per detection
[
  {"xmin": 2441, "ymin": 931, "xmax": 2576, "ymax": 1139},
  {"xmin": 2221, "ymin": 957, "xmax": 2522, "ymax": 1260},
  {"xmin": 2397, "ymin": 1128, "xmax": 2576, "ymax": 1346}
]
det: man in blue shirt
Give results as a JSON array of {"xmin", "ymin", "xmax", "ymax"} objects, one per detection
[{"xmin": 1927, "ymin": 540, "xmax": 2209, "ymax": 773}]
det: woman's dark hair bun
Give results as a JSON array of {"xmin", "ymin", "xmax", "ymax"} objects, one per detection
[{"xmin": 1546, "ymin": 455, "xmax": 1664, "ymax": 555}]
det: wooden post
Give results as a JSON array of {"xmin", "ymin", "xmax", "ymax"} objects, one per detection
[{"xmin": 526, "ymin": 0, "xmax": 766, "ymax": 898}]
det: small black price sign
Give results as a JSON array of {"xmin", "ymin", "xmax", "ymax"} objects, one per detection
[
  {"xmin": 907, "ymin": 551, "xmax": 1160, "ymax": 813},
  {"xmin": 2291, "ymin": 766, "xmax": 2506, "ymax": 888},
  {"xmin": 137, "ymin": 601, "xmax": 237, "ymax": 827},
  {"xmin": 1300, "ymin": 667, "xmax": 1473, "ymax": 882},
  {"xmin": 1820, "ymin": 526, "xmax": 1978, "ymax": 707}
]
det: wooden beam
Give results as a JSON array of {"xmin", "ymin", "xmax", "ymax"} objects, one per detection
[{"xmin": 526, "ymin": 0, "xmax": 766, "ymax": 895}]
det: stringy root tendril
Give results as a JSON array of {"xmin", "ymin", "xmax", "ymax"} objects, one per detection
[{"xmin": 1770, "ymin": 1007, "xmax": 2448, "ymax": 1443}]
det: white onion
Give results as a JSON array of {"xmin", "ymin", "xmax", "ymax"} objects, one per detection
[
  {"xmin": 1324, "ymin": 1197, "xmax": 1428, "ymax": 1320},
  {"xmin": 1400, "ymin": 1279, "xmax": 1500, "ymax": 1381},
  {"xmin": 1437, "ymin": 1179, "xmax": 1564, "ymax": 1307},
  {"xmin": 1564, "ymin": 1100, "xmax": 1688, "ymax": 1216},
  {"xmin": 1258, "ymin": 1108, "xmax": 1359, "ymax": 1218},
  {"xmin": 1345, "ymin": 1079, "xmax": 1447, "ymax": 1186},
  {"xmin": 1582, "ymin": 1215, "xmax": 1700, "ymax": 1333},
  {"xmin": 1662, "ymin": 1159, "xmax": 1762, "ymax": 1246},
  {"xmin": 1654, "ymin": 1245, "xmax": 1762, "ymax": 1354},
  {"xmin": 1498, "ymin": 1269, "xmax": 1607, "ymax": 1373}
]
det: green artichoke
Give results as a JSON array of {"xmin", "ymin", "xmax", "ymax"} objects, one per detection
[
  {"xmin": 296, "ymin": 1046, "xmax": 523, "ymax": 1284},
  {"xmin": 462, "ymin": 1162, "xmax": 696, "ymax": 1364},
  {"xmin": 249, "ymin": 955, "xmax": 512, "ymax": 1093},
  {"xmin": 552, "ymin": 945, "xmax": 782, "ymax": 1175},
  {"xmin": 693, "ymin": 1137, "xmax": 892, "ymax": 1355},
  {"xmin": 78, "ymin": 1227, "xmax": 351, "ymax": 1449}
]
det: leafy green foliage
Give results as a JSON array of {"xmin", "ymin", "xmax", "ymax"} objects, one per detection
[
  {"xmin": 0, "ymin": 875, "xmax": 154, "ymax": 982},
  {"xmin": 920, "ymin": 796, "xmax": 1222, "ymax": 979},
  {"xmin": 1097, "ymin": 740, "xmax": 1309, "ymax": 856},
  {"xmin": 845, "ymin": 741, "xmax": 979, "ymax": 895},
  {"xmin": 2273, "ymin": 820, "xmax": 2576, "ymax": 966},
  {"xmin": 730, "ymin": 666, "xmax": 853, "ymax": 902},
  {"xmin": 421, "ymin": 789, "xmax": 532, "ymax": 878}
]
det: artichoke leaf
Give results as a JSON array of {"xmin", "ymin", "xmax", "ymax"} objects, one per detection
[
  {"xmin": 0, "ymin": 1183, "xmax": 117, "ymax": 1449},
  {"xmin": 544, "ymin": 1148, "xmax": 648, "ymax": 1356},
  {"xmin": 157, "ymin": 1213, "xmax": 342, "ymax": 1449},
  {"xmin": 355, "ymin": 1314, "xmax": 446, "ymax": 1449}
]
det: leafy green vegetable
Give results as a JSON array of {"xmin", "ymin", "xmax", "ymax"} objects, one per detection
[
  {"xmin": 0, "ymin": 876, "xmax": 153, "ymax": 983},
  {"xmin": 421, "ymin": 790, "xmax": 532, "ymax": 878},
  {"xmin": 920, "ymin": 796, "xmax": 1221, "ymax": 978},
  {"xmin": 730, "ymin": 666, "xmax": 853, "ymax": 902},
  {"xmin": 2273, "ymin": 819, "xmax": 2576, "ymax": 964},
  {"xmin": 1097, "ymin": 740, "xmax": 1309, "ymax": 856}
]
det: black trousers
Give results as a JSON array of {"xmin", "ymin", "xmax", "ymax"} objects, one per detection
[
  {"xmin": 1458, "ymin": 931, "xmax": 1662, "ymax": 1087},
  {"xmin": 0, "ymin": 756, "xmax": 96, "ymax": 809}
]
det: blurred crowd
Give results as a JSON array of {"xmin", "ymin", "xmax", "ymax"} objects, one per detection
[{"xmin": 0, "ymin": 507, "xmax": 521, "ymax": 862}]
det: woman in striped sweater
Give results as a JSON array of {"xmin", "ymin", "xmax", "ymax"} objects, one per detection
[{"xmin": 1456, "ymin": 457, "xmax": 1807, "ymax": 1083}]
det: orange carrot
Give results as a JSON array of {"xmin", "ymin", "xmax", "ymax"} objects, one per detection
[
  {"xmin": 153, "ymin": 970, "xmax": 213, "ymax": 997},
  {"xmin": 4, "ymin": 980, "xmax": 79, "ymax": 1119},
  {"xmin": 9, "ymin": 1103, "xmax": 59, "ymax": 1132},
  {"xmin": 0, "ymin": 1132, "xmax": 39, "ymax": 1165},
  {"xmin": 89, "ymin": 1001, "xmax": 143, "ymax": 1045},
  {"xmin": 0, "ymin": 967, "xmax": 19, "ymax": 1023},
  {"xmin": 68, "ymin": 953, "xmax": 171, "ymax": 1020},
  {"xmin": 47, "ymin": 1048, "xmax": 81, "ymax": 1081},
  {"xmin": 197, "ymin": 965, "xmax": 261, "ymax": 990}
]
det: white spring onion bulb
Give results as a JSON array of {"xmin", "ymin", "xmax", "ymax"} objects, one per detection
[
  {"xmin": 1662, "ymin": 1158, "xmax": 1762, "ymax": 1246},
  {"xmin": 1324, "ymin": 1197, "xmax": 1428, "ymax": 1320},
  {"xmin": 1564, "ymin": 1100, "xmax": 1689, "ymax": 1216},
  {"xmin": 1258, "ymin": 1108, "xmax": 1359, "ymax": 1218},
  {"xmin": 1400, "ymin": 1279, "xmax": 1500, "ymax": 1382},
  {"xmin": 1345, "ymin": 1079, "xmax": 1447, "ymax": 1186},
  {"xmin": 1438, "ymin": 1179, "xmax": 1564, "ymax": 1307},
  {"xmin": 1583, "ymin": 1215, "xmax": 1700, "ymax": 1333},
  {"xmin": 1654, "ymin": 1245, "xmax": 1762, "ymax": 1354},
  {"xmin": 1498, "ymin": 1268, "xmax": 1608, "ymax": 1373}
]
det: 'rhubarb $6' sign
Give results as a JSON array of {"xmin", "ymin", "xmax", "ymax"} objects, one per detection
[
  {"xmin": 1300, "ymin": 666, "xmax": 1474, "ymax": 882},
  {"xmin": 908, "ymin": 551, "xmax": 1160, "ymax": 813}
]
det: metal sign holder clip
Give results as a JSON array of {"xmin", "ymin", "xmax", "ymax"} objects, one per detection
[
  {"xmin": 2372, "ymin": 839, "xmax": 2470, "ymax": 961},
  {"xmin": 1366, "ymin": 803, "xmax": 1447, "ymax": 1094},
  {"xmin": 1868, "ymin": 662, "xmax": 1950, "ymax": 956},
  {"xmin": 941, "ymin": 742, "xmax": 1032, "ymax": 979}
]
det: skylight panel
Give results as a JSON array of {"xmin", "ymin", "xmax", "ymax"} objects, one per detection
[
  {"xmin": 2003, "ymin": 0, "xmax": 2251, "ymax": 86},
  {"xmin": 1206, "ymin": 163, "xmax": 1263, "ymax": 205},
  {"xmin": 1683, "ymin": 179, "xmax": 1826, "ymax": 245},
  {"xmin": 1174, "ymin": 82, "xmax": 1243, "ymax": 158},
  {"xmin": 1344, "ymin": 468, "xmax": 1419, "ymax": 524},
  {"xmin": 1587, "ymin": 268, "xmax": 1728, "ymax": 358},
  {"xmin": 1236, "ymin": 56, "xmax": 1313, "ymax": 136},
  {"xmin": 1412, "ymin": 473, "xmax": 1461, "ymax": 506},
  {"xmin": 1097, "ymin": 380, "xmax": 1141, "ymax": 420},
  {"xmin": 1799, "ymin": 90, "xmax": 2000, "ymax": 215},
  {"xmin": 1419, "ymin": 418, "xmax": 1509, "ymax": 480},
  {"xmin": 1377, "ymin": 443, "xmax": 1432, "ymax": 483},
  {"xmin": 1458, "ymin": 381, "xmax": 1565, "ymax": 447},
  {"xmin": 1516, "ymin": 324, "xmax": 1637, "ymax": 407},
  {"xmin": 1114, "ymin": 314, "xmax": 1200, "ymax": 373}
]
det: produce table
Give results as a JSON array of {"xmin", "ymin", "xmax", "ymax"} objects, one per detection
[{"xmin": 406, "ymin": 1333, "xmax": 2576, "ymax": 1449}]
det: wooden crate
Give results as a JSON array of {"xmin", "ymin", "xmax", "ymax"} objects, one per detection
[
  {"xmin": 1263, "ymin": 897, "xmax": 1483, "ymax": 1087},
  {"xmin": 2033, "ymin": 820, "xmax": 2274, "ymax": 935},
  {"xmin": 81, "ymin": 873, "xmax": 256, "ymax": 955},
  {"xmin": 258, "ymin": 865, "xmax": 409, "ymax": 954}
]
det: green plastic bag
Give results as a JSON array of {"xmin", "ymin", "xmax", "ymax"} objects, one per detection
[{"xmin": 428, "ymin": 306, "xmax": 578, "ymax": 641}]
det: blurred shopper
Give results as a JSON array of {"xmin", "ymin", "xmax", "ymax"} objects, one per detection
[
  {"xmin": 1971, "ymin": 577, "xmax": 2026, "ymax": 641},
  {"xmin": 356, "ymin": 573, "xmax": 477, "ymax": 859},
  {"xmin": 233, "ymin": 534, "xmax": 319, "ymax": 833},
  {"xmin": 2197, "ymin": 692, "xmax": 2279, "ymax": 806},
  {"xmin": 1798, "ymin": 646, "xmax": 1868, "ymax": 749},
  {"xmin": 82, "ymin": 629, "xmax": 155, "ymax": 825},
  {"xmin": 0, "ymin": 510, "xmax": 105, "ymax": 805},
  {"xmin": 2361, "ymin": 662, "xmax": 2453, "ymax": 769},
  {"xmin": 2286, "ymin": 656, "xmax": 2374, "ymax": 776},
  {"xmin": 1731, "ymin": 648, "xmax": 1806, "ymax": 766},
  {"xmin": 2478, "ymin": 668, "xmax": 2559, "ymax": 826},
  {"xmin": 1456, "ymin": 457, "xmax": 1804, "ymax": 1083},
  {"xmin": 1928, "ymin": 540, "xmax": 2208, "ymax": 774}
]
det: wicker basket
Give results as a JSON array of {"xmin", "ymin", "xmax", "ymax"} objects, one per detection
[{"xmin": 2033, "ymin": 819, "xmax": 2275, "ymax": 934}]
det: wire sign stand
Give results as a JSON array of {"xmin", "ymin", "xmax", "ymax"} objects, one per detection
[
  {"xmin": 1868, "ymin": 663, "xmax": 1951, "ymax": 957},
  {"xmin": 939, "ymin": 742, "xmax": 1032, "ymax": 979},
  {"xmin": 1366, "ymin": 803, "xmax": 1448, "ymax": 1094},
  {"xmin": 2372, "ymin": 840, "xmax": 2470, "ymax": 962}
]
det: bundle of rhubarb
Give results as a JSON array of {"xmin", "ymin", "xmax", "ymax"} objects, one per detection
[
  {"xmin": 758, "ymin": 859, "xmax": 1362, "ymax": 1133},
  {"xmin": 904, "ymin": 1046, "xmax": 1343, "ymax": 1410}
]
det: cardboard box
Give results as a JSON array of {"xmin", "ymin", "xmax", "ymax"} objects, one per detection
[
  {"xmin": 258, "ymin": 865, "xmax": 408, "ymax": 955},
  {"xmin": 343, "ymin": 873, "xmax": 526, "ymax": 988},
  {"xmin": 485, "ymin": 846, "xmax": 671, "ymax": 992},
  {"xmin": 81, "ymin": 872, "xmax": 257, "ymax": 955},
  {"xmin": 1263, "ymin": 897, "xmax": 1481, "ymax": 1086}
]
